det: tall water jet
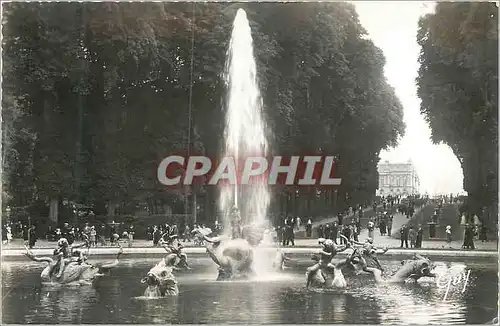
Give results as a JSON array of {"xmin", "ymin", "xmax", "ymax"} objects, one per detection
[{"xmin": 219, "ymin": 8, "xmax": 270, "ymax": 234}]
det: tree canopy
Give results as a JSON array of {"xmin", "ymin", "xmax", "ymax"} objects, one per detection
[
  {"xmin": 416, "ymin": 2, "xmax": 498, "ymax": 222},
  {"xmin": 2, "ymin": 2, "xmax": 405, "ymax": 225}
]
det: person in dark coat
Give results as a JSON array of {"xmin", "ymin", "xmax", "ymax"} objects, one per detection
[
  {"xmin": 324, "ymin": 224, "xmax": 331, "ymax": 241},
  {"xmin": 67, "ymin": 228, "xmax": 75, "ymax": 245},
  {"xmin": 352, "ymin": 223, "xmax": 359, "ymax": 242},
  {"xmin": 285, "ymin": 219, "xmax": 295, "ymax": 246},
  {"xmin": 463, "ymin": 224, "xmax": 475, "ymax": 249},
  {"xmin": 415, "ymin": 224, "xmax": 423, "ymax": 248},
  {"xmin": 379, "ymin": 217, "xmax": 386, "ymax": 236},
  {"xmin": 152, "ymin": 226, "xmax": 161, "ymax": 246},
  {"xmin": 400, "ymin": 225, "xmax": 409, "ymax": 248},
  {"xmin": 109, "ymin": 223, "xmax": 117, "ymax": 245},
  {"xmin": 22, "ymin": 225, "xmax": 29, "ymax": 241},
  {"xmin": 28, "ymin": 225, "xmax": 37, "ymax": 248},
  {"xmin": 355, "ymin": 217, "xmax": 361, "ymax": 235},
  {"xmin": 337, "ymin": 213, "xmax": 343, "ymax": 226},
  {"xmin": 306, "ymin": 219, "xmax": 313, "ymax": 237},
  {"xmin": 330, "ymin": 222, "xmax": 339, "ymax": 244},
  {"xmin": 318, "ymin": 224, "xmax": 324, "ymax": 238}
]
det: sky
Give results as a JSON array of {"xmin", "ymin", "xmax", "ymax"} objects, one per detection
[{"xmin": 352, "ymin": 1, "xmax": 465, "ymax": 195}]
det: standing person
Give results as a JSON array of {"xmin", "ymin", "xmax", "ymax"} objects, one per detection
[
  {"xmin": 337, "ymin": 213, "xmax": 344, "ymax": 226},
  {"xmin": 408, "ymin": 226, "xmax": 416, "ymax": 248},
  {"xmin": 367, "ymin": 218, "xmax": 375, "ymax": 240},
  {"xmin": 22, "ymin": 224, "xmax": 29, "ymax": 242},
  {"xmin": 67, "ymin": 228, "xmax": 75, "ymax": 245},
  {"xmin": 445, "ymin": 225, "xmax": 452, "ymax": 244},
  {"xmin": 479, "ymin": 224, "xmax": 488, "ymax": 242},
  {"xmin": 386, "ymin": 215, "xmax": 393, "ymax": 237},
  {"xmin": 183, "ymin": 224, "xmax": 191, "ymax": 242},
  {"xmin": 409, "ymin": 204, "xmax": 415, "ymax": 218},
  {"xmin": 342, "ymin": 224, "xmax": 351, "ymax": 244},
  {"xmin": 355, "ymin": 217, "xmax": 361, "ymax": 235},
  {"xmin": 463, "ymin": 224, "xmax": 475, "ymax": 249},
  {"xmin": 415, "ymin": 224, "xmax": 423, "ymax": 248},
  {"xmin": 462, "ymin": 224, "xmax": 469, "ymax": 249},
  {"xmin": 296, "ymin": 217, "xmax": 301, "ymax": 230},
  {"xmin": 90, "ymin": 226, "xmax": 97, "ymax": 247},
  {"xmin": 353, "ymin": 223, "xmax": 359, "ymax": 242},
  {"xmin": 153, "ymin": 226, "xmax": 161, "ymax": 246},
  {"xmin": 289, "ymin": 223, "xmax": 295, "ymax": 246},
  {"xmin": 83, "ymin": 223, "xmax": 91, "ymax": 240},
  {"xmin": 109, "ymin": 222, "xmax": 116, "ymax": 246},
  {"xmin": 306, "ymin": 218, "xmax": 312, "ymax": 237},
  {"xmin": 282, "ymin": 219, "xmax": 289, "ymax": 246},
  {"xmin": 379, "ymin": 216, "xmax": 386, "ymax": 236},
  {"xmin": 318, "ymin": 224, "xmax": 324, "ymax": 238},
  {"xmin": 128, "ymin": 225, "xmax": 135, "ymax": 248},
  {"xmin": 324, "ymin": 224, "xmax": 331, "ymax": 242},
  {"xmin": 330, "ymin": 222, "xmax": 339, "ymax": 244},
  {"xmin": 28, "ymin": 225, "xmax": 37, "ymax": 249},
  {"xmin": 285, "ymin": 219, "xmax": 295, "ymax": 246},
  {"xmin": 6, "ymin": 225, "xmax": 12, "ymax": 244},
  {"xmin": 400, "ymin": 225, "xmax": 409, "ymax": 248}
]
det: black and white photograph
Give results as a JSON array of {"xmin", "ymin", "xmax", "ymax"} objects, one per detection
[{"xmin": 1, "ymin": 1, "xmax": 498, "ymax": 324}]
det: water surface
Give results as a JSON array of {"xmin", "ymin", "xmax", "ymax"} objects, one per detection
[{"xmin": 2, "ymin": 257, "xmax": 497, "ymax": 324}]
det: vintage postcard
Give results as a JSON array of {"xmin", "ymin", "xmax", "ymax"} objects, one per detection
[{"xmin": 1, "ymin": 1, "xmax": 498, "ymax": 324}]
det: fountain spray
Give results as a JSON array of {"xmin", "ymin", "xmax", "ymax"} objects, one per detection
[{"xmin": 219, "ymin": 8, "xmax": 270, "ymax": 231}]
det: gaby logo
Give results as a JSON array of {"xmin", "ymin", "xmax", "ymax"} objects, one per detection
[
  {"xmin": 157, "ymin": 155, "xmax": 342, "ymax": 186},
  {"xmin": 436, "ymin": 267, "xmax": 471, "ymax": 301}
]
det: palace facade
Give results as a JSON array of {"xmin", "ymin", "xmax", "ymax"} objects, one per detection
[{"xmin": 376, "ymin": 160, "xmax": 420, "ymax": 196}]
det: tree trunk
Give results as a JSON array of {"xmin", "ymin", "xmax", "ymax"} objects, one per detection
[
  {"xmin": 333, "ymin": 189, "xmax": 338, "ymax": 214},
  {"xmin": 204, "ymin": 187, "xmax": 211, "ymax": 222},
  {"xmin": 192, "ymin": 191, "xmax": 197, "ymax": 225},
  {"xmin": 49, "ymin": 197, "xmax": 59, "ymax": 223},
  {"xmin": 107, "ymin": 201, "xmax": 118, "ymax": 217}
]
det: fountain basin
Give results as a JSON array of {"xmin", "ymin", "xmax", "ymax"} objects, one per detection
[
  {"xmin": 2, "ymin": 257, "xmax": 498, "ymax": 324},
  {"xmin": 2, "ymin": 247, "xmax": 497, "ymax": 261}
]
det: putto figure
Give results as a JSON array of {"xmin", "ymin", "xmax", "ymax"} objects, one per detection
[
  {"xmin": 230, "ymin": 206, "xmax": 242, "ymax": 239},
  {"xmin": 306, "ymin": 238, "xmax": 350, "ymax": 289}
]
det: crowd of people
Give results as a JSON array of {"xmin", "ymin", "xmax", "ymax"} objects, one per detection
[
  {"xmin": 311, "ymin": 197, "xmax": 403, "ymax": 246},
  {"xmin": 4, "ymin": 194, "xmax": 495, "ymax": 252},
  {"xmin": 2, "ymin": 222, "xmax": 38, "ymax": 248}
]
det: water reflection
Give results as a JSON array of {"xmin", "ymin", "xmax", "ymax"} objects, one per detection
[
  {"xmin": 25, "ymin": 286, "xmax": 98, "ymax": 324},
  {"xmin": 304, "ymin": 293, "xmax": 350, "ymax": 323},
  {"xmin": 2, "ymin": 259, "xmax": 497, "ymax": 324}
]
